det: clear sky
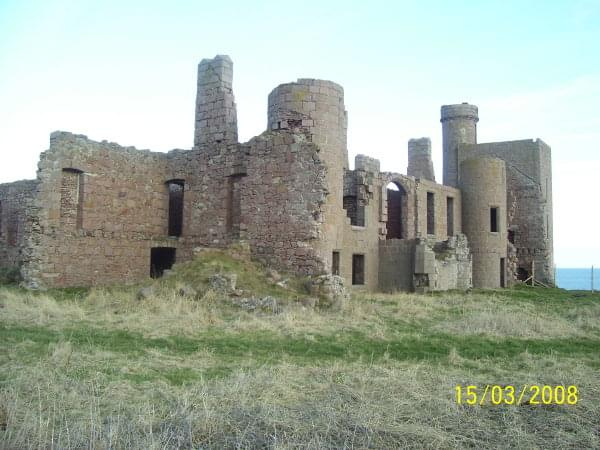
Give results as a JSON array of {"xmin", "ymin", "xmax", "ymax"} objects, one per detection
[{"xmin": 1, "ymin": 0, "xmax": 598, "ymax": 267}]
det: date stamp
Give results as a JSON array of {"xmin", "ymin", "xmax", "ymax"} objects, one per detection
[{"xmin": 455, "ymin": 385, "xmax": 578, "ymax": 406}]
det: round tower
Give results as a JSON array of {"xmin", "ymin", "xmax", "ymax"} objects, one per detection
[
  {"xmin": 441, "ymin": 103, "xmax": 478, "ymax": 187},
  {"xmin": 268, "ymin": 79, "xmax": 348, "ymax": 170},
  {"xmin": 460, "ymin": 157, "xmax": 507, "ymax": 288},
  {"xmin": 267, "ymin": 79, "xmax": 349, "ymax": 269}
]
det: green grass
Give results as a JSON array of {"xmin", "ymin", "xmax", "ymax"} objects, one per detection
[
  {"xmin": 2, "ymin": 323, "xmax": 599, "ymax": 369},
  {"xmin": 1, "ymin": 256, "xmax": 600, "ymax": 448}
]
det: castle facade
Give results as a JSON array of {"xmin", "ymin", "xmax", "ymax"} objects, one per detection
[{"xmin": 0, "ymin": 55, "xmax": 554, "ymax": 291}]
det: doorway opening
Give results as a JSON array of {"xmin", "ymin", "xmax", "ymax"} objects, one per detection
[
  {"xmin": 150, "ymin": 247, "xmax": 176, "ymax": 278},
  {"xmin": 352, "ymin": 254, "xmax": 365, "ymax": 285}
]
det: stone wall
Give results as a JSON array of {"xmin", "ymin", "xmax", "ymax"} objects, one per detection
[
  {"xmin": 430, "ymin": 235, "xmax": 471, "ymax": 290},
  {"xmin": 414, "ymin": 179, "xmax": 462, "ymax": 240},
  {"xmin": 379, "ymin": 239, "xmax": 414, "ymax": 292},
  {"xmin": 0, "ymin": 179, "xmax": 38, "ymax": 272},
  {"xmin": 338, "ymin": 156, "xmax": 381, "ymax": 290},
  {"xmin": 25, "ymin": 132, "xmax": 173, "ymax": 287},
  {"xmin": 378, "ymin": 235, "xmax": 471, "ymax": 293},
  {"xmin": 239, "ymin": 131, "xmax": 328, "ymax": 274}
]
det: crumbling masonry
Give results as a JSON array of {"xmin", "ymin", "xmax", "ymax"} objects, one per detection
[{"xmin": 0, "ymin": 55, "xmax": 554, "ymax": 291}]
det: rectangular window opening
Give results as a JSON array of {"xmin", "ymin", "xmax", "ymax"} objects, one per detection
[
  {"xmin": 150, "ymin": 247, "xmax": 176, "ymax": 278},
  {"xmin": 352, "ymin": 254, "xmax": 365, "ymax": 285},
  {"xmin": 226, "ymin": 175, "xmax": 244, "ymax": 238},
  {"xmin": 167, "ymin": 180, "xmax": 184, "ymax": 237},
  {"xmin": 343, "ymin": 195, "xmax": 365, "ymax": 227},
  {"xmin": 490, "ymin": 207, "xmax": 498, "ymax": 232},
  {"xmin": 426, "ymin": 192, "xmax": 435, "ymax": 235},
  {"xmin": 60, "ymin": 168, "xmax": 84, "ymax": 230},
  {"xmin": 332, "ymin": 251, "xmax": 340, "ymax": 276},
  {"xmin": 500, "ymin": 257, "xmax": 506, "ymax": 288},
  {"xmin": 446, "ymin": 196, "xmax": 454, "ymax": 237}
]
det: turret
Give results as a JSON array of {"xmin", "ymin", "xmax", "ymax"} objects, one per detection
[
  {"xmin": 407, "ymin": 137, "xmax": 435, "ymax": 181},
  {"xmin": 441, "ymin": 103, "xmax": 478, "ymax": 187},
  {"xmin": 460, "ymin": 157, "xmax": 507, "ymax": 288},
  {"xmin": 194, "ymin": 55, "xmax": 238, "ymax": 146}
]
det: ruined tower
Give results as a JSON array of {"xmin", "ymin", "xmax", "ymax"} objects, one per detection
[
  {"xmin": 407, "ymin": 137, "xmax": 435, "ymax": 181},
  {"xmin": 194, "ymin": 55, "xmax": 238, "ymax": 146},
  {"xmin": 460, "ymin": 157, "xmax": 508, "ymax": 288},
  {"xmin": 441, "ymin": 103, "xmax": 478, "ymax": 187},
  {"xmin": 267, "ymin": 79, "xmax": 349, "ymax": 270}
]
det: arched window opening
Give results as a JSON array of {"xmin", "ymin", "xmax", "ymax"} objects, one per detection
[{"xmin": 386, "ymin": 182, "xmax": 406, "ymax": 239}]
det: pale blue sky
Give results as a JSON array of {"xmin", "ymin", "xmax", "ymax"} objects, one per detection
[{"xmin": 1, "ymin": 0, "xmax": 599, "ymax": 267}]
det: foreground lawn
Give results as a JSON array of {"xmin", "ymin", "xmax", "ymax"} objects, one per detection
[{"xmin": 1, "ymin": 280, "xmax": 599, "ymax": 448}]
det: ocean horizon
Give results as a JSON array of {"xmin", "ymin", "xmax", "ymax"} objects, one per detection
[{"xmin": 555, "ymin": 268, "xmax": 598, "ymax": 291}]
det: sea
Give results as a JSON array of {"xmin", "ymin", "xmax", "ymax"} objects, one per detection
[{"xmin": 555, "ymin": 268, "xmax": 599, "ymax": 291}]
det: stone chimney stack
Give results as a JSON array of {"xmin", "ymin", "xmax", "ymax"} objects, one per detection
[
  {"xmin": 194, "ymin": 55, "xmax": 238, "ymax": 146},
  {"xmin": 407, "ymin": 137, "xmax": 435, "ymax": 181}
]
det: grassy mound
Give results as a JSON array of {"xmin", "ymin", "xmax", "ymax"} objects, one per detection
[{"xmin": 157, "ymin": 248, "xmax": 311, "ymax": 302}]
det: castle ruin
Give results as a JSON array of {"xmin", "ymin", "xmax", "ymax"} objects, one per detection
[{"xmin": 0, "ymin": 55, "xmax": 554, "ymax": 291}]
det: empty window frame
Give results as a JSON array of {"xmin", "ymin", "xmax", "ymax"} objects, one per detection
[
  {"xmin": 386, "ymin": 182, "xmax": 406, "ymax": 239},
  {"xmin": 490, "ymin": 207, "xmax": 499, "ymax": 232},
  {"xmin": 226, "ymin": 175, "xmax": 244, "ymax": 238},
  {"xmin": 446, "ymin": 196, "xmax": 454, "ymax": 237},
  {"xmin": 343, "ymin": 195, "xmax": 365, "ymax": 227},
  {"xmin": 332, "ymin": 251, "xmax": 340, "ymax": 276},
  {"xmin": 426, "ymin": 192, "xmax": 435, "ymax": 235},
  {"xmin": 167, "ymin": 180, "xmax": 184, "ymax": 237},
  {"xmin": 352, "ymin": 254, "xmax": 365, "ymax": 285},
  {"xmin": 60, "ymin": 168, "xmax": 84, "ymax": 229}
]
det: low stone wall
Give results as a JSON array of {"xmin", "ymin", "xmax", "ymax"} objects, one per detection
[{"xmin": 379, "ymin": 239, "xmax": 414, "ymax": 292}]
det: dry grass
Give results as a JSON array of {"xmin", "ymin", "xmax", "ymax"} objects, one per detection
[{"xmin": 1, "ymin": 259, "xmax": 600, "ymax": 448}]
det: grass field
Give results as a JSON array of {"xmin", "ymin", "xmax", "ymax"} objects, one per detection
[{"xmin": 1, "ymin": 255, "xmax": 599, "ymax": 449}]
